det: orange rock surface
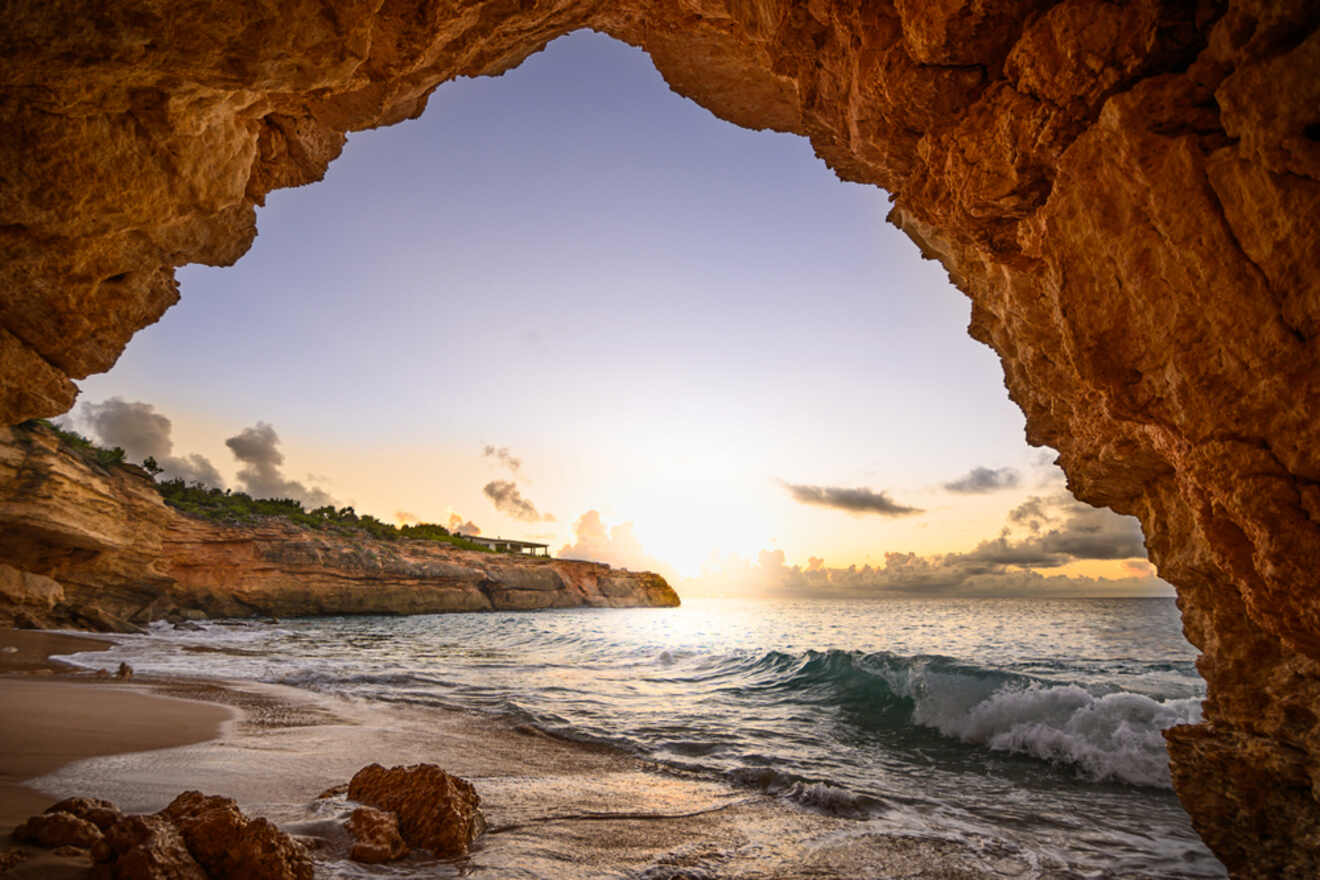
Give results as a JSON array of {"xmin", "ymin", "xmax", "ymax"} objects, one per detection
[
  {"xmin": 347, "ymin": 763, "xmax": 485, "ymax": 858},
  {"xmin": 1, "ymin": 1, "xmax": 1317, "ymax": 874},
  {"xmin": 344, "ymin": 807, "xmax": 409, "ymax": 864},
  {"xmin": 158, "ymin": 792, "xmax": 313, "ymax": 880}
]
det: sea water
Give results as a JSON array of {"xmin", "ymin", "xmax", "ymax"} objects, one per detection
[{"xmin": 58, "ymin": 596, "xmax": 1224, "ymax": 878}]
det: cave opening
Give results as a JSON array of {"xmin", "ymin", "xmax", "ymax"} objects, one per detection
[
  {"xmin": 45, "ymin": 28, "xmax": 1218, "ymax": 878},
  {"xmin": 5, "ymin": 2, "xmax": 1317, "ymax": 876}
]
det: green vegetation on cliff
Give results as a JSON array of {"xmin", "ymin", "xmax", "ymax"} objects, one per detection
[{"xmin": 20, "ymin": 419, "xmax": 493, "ymax": 553}]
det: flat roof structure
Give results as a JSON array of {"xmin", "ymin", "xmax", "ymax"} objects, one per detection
[{"xmin": 459, "ymin": 535, "xmax": 550, "ymax": 556}]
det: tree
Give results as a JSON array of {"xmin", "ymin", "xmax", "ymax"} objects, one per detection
[{"xmin": 142, "ymin": 456, "xmax": 163, "ymax": 476}]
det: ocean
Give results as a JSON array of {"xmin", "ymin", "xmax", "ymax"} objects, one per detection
[{"xmin": 54, "ymin": 596, "xmax": 1224, "ymax": 878}]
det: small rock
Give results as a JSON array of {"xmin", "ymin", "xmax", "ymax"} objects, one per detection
[
  {"xmin": 94, "ymin": 668, "xmax": 110, "ymax": 679},
  {"xmin": 116, "ymin": 662, "xmax": 134, "ymax": 679},
  {"xmin": 347, "ymin": 763, "xmax": 485, "ymax": 858},
  {"xmin": 315, "ymin": 783, "xmax": 348, "ymax": 800},
  {"xmin": 12, "ymin": 610, "xmax": 43, "ymax": 629},
  {"xmin": 75, "ymin": 604, "xmax": 147, "ymax": 635},
  {"xmin": 46, "ymin": 796, "xmax": 122, "ymax": 831},
  {"xmin": 0, "ymin": 645, "xmax": 17, "ymax": 653},
  {"xmin": 13, "ymin": 810, "xmax": 104, "ymax": 848},
  {"xmin": 345, "ymin": 807, "xmax": 409, "ymax": 864},
  {"xmin": 51, "ymin": 844, "xmax": 89, "ymax": 857},
  {"xmin": 0, "ymin": 848, "xmax": 30, "ymax": 872}
]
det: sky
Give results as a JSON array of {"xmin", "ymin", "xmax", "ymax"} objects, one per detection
[{"xmin": 68, "ymin": 31, "xmax": 1170, "ymax": 598}]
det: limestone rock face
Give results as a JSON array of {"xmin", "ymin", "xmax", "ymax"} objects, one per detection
[
  {"xmin": 347, "ymin": 764, "xmax": 485, "ymax": 858},
  {"xmin": 0, "ymin": 422, "xmax": 680, "ymax": 625},
  {"xmin": 1, "ymin": 0, "xmax": 1317, "ymax": 873}
]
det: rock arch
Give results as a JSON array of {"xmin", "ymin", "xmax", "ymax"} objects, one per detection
[{"xmin": 2, "ymin": 2, "xmax": 1317, "ymax": 874}]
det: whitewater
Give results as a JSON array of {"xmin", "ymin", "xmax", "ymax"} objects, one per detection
[{"xmin": 56, "ymin": 596, "xmax": 1225, "ymax": 878}]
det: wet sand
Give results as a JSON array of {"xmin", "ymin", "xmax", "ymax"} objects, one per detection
[
  {"xmin": 0, "ymin": 630, "xmax": 234, "ymax": 878},
  {"xmin": 2, "ymin": 630, "xmax": 1010, "ymax": 878}
]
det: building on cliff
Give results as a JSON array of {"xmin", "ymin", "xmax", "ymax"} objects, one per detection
[{"xmin": 460, "ymin": 536, "xmax": 550, "ymax": 556}]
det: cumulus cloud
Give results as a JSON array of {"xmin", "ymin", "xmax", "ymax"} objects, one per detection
[
  {"xmin": 80, "ymin": 398, "xmax": 224, "ymax": 488},
  {"xmin": 557, "ymin": 510, "xmax": 669, "ymax": 574},
  {"xmin": 482, "ymin": 480, "xmax": 554, "ymax": 522},
  {"xmin": 395, "ymin": 511, "xmax": 419, "ymax": 524},
  {"xmin": 1008, "ymin": 496, "xmax": 1050, "ymax": 532},
  {"xmin": 447, "ymin": 513, "xmax": 482, "ymax": 536},
  {"xmin": 680, "ymin": 493, "xmax": 1158, "ymax": 599},
  {"xmin": 224, "ymin": 422, "xmax": 333, "ymax": 507},
  {"xmin": 779, "ymin": 481, "xmax": 923, "ymax": 516},
  {"xmin": 995, "ymin": 494, "xmax": 1147, "ymax": 563},
  {"xmin": 944, "ymin": 466, "xmax": 1021, "ymax": 494},
  {"xmin": 483, "ymin": 445, "xmax": 521, "ymax": 474},
  {"xmin": 682, "ymin": 549, "xmax": 1168, "ymax": 600}
]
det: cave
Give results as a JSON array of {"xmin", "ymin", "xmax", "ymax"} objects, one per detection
[{"xmin": 2, "ymin": 1, "xmax": 1318, "ymax": 875}]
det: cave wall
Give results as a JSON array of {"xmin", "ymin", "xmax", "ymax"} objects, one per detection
[{"xmin": 1, "ymin": 1, "xmax": 1317, "ymax": 874}]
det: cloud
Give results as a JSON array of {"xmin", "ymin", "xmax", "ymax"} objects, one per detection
[
  {"xmin": 483, "ymin": 445, "xmax": 521, "ymax": 475},
  {"xmin": 996, "ymin": 494, "xmax": 1148, "ymax": 563},
  {"xmin": 779, "ymin": 481, "xmax": 923, "ymax": 516},
  {"xmin": 943, "ymin": 466, "xmax": 1020, "ymax": 494},
  {"xmin": 482, "ymin": 480, "xmax": 554, "ymax": 522},
  {"xmin": 1008, "ymin": 496, "xmax": 1050, "ymax": 532},
  {"xmin": 395, "ymin": 511, "xmax": 419, "ymax": 524},
  {"xmin": 557, "ymin": 510, "xmax": 669, "ymax": 575},
  {"xmin": 680, "ymin": 493, "xmax": 1158, "ymax": 599},
  {"xmin": 80, "ymin": 398, "xmax": 224, "ymax": 488},
  {"xmin": 447, "ymin": 513, "xmax": 481, "ymax": 536},
  {"xmin": 682, "ymin": 548, "xmax": 1169, "ymax": 600},
  {"xmin": 224, "ymin": 422, "xmax": 333, "ymax": 508}
]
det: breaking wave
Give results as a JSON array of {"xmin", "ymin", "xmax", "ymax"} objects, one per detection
[{"xmin": 719, "ymin": 649, "xmax": 1199, "ymax": 789}]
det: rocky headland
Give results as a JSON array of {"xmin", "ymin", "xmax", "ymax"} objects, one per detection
[{"xmin": 0, "ymin": 422, "xmax": 679, "ymax": 630}]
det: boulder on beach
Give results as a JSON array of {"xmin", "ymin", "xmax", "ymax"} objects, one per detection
[
  {"xmin": 13, "ymin": 810, "xmax": 103, "ymax": 848},
  {"xmin": 347, "ymin": 763, "xmax": 485, "ymax": 857},
  {"xmin": 45, "ymin": 796, "xmax": 122, "ymax": 831},
  {"xmin": 159, "ymin": 791, "xmax": 313, "ymax": 880},
  {"xmin": 92, "ymin": 814, "xmax": 206, "ymax": 880},
  {"xmin": 13, "ymin": 791, "xmax": 316, "ymax": 880}
]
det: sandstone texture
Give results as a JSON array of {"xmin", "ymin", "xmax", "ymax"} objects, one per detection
[
  {"xmin": 13, "ymin": 811, "xmax": 105, "ymax": 849},
  {"xmin": 157, "ymin": 792, "xmax": 313, "ymax": 880},
  {"xmin": 46, "ymin": 797, "xmax": 124, "ymax": 833},
  {"xmin": 92, "ymin": 815, "xmax": 207, "ymax": 880},
  {"xmin": 344, "ymin": 806, "xmax": 409, "ymax": 864},
  {"xmin": 13, "ymin": 793, "xmax": 311, "ymax": 880},
  {"xmin": 0, "ymin": 422, "xmax": 680, "ymax": 627},
  {"xmin": 0, "ymin": 0, "xmax": 1317, "ymax": 874},
  {"xmin": 347, "ymin": 763, "xmax": 485, "ymax": 858}
]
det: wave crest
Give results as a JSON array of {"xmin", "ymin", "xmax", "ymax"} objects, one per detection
[{"xmin": 752, "ymin": 649, "xmax": 1200, "ymax": 789}]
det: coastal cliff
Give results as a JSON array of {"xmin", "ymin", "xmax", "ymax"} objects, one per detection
[
  {"xmin": 1, "ymin": 1, "xmax": 1316, "ymax": 874},
  {"xmin": 0, "ymin": 423, "xmax": 679, "ymax": 628}
]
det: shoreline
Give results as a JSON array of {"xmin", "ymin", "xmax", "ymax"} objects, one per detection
[
  {"xmin": 0, "ymin": 626, "xmax": 1025, "ymax": 879},
  {"xmin": 0, "ymin": 629, "xmax": 236, "ymax": 878}
]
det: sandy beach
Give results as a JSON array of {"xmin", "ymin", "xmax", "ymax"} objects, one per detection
[
  {"xmin": 0, "ymin": 627, "xmax": 1014, "ymax": 879},
  {"xmin": 0, "ymin": 630, "xmax": 235, "ymax": 878}
]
